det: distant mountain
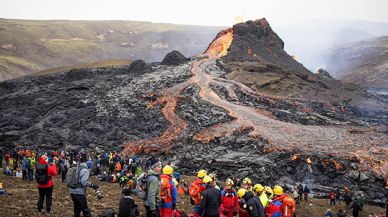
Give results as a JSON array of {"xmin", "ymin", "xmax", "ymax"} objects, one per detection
[
  {"xmin": 273, "ymin": 18, "xmax": 388, "ymax": 72},
  {"xmin": 318, "ymin": 36, "xmax": 388, "ymax": 89},
  {"xmin": 0, "ymin": 19, "xmax": 225, "ymax": 81}
]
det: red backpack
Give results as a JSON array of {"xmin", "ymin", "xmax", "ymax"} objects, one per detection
[
  {"xmin": 160, "ymin": 177, "xmax": 172, "ymax": 202},
  {"xmin": 189, "ymin": 182, "xmax": 202, "ymax": 205}
]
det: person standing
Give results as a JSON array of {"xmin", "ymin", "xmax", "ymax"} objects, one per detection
[
  {"xmin": 0, "ymin": 149, "xmax": 3, "ymax": 168},
  {"xmin": 144, "ymin": 157, "xmax": 162, "ymax": 217},
  {"xmin": 198, "ymin": 176, "xmax": 222, "ymax": 217},
  {"xmin": 329, "ymin": 190, "xmax": 336, "ymax": 207},
  {"xmin": 237, "ymin": 188, "xmax": 265, "ymax": 217},
  {"xmin": 21, "ymin": 157, "xmax": 28, "ymax": 181},
  {"xmin": 335, "ymin": 188, "xmax": 341, "ymax": 206},
  {"xmin": 61, "ymin": 158, "xmax": 69, "ymax": 183},
  {"xmin": 69, "ymin": 161, "xmax": 100, "ymax": 217},
  {"xmin": 267, "ymin": 186, "xmax": 286, "ymax": 217},
  {"xmin": 158, "ymin": 165, "xmax": 177, "ymax": 217},
  {"xmin": 5, "ymin": 153, "xmax": 11, "ymax": 168},
  {"xmin": 303, "ymin": 185, "xmax": 310, "ymax": 201},
  {"xmin": 36, "ymin": 155, "xmax": 57, "ymax": 214},
  {"xmin": 358, "ymin": 194, "xmax": 365, "ymax": 211},
  {"xmin": 220, "ymin": 179, "xmax": 239, "ymax": 217},
  {"xmin": 28, "ymin": 154, "xmax": 36, "ymax": 182},
  {"xmin": 350, "ymin": 199, "xmax": 362, "ymax": 217}
]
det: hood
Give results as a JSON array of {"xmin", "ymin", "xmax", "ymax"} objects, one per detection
[
  {"xmin": 245, "ymin": 190, "xmax": 255, "ymax": 200},
  {"xmin": 39, "ymin": 157, "xmax": 48, "ymax": 164},
  {"xmin": 148, "ymin": 168, "xmax": 160, "ymax": 176},
  {"xmin": 160, "ymin": 174, "xmax": 172, "ymax": 180},
  {"xmin": 274, "ymin": 193, "xmax": 286, "ymax": 202},
  {"xmin": 194, "ymin": 178, "xmax": 203, "ymax": 185},
  {"xmin": 79, "ymin": 163, "xmax": 88, "ymax": 169}
]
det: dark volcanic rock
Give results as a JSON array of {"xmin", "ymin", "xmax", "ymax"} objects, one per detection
[
  {"xmin": 222, "ymin": 19, "xmax": 310, "ymax": 73},
  {"xmin": 128, "ymin": 59, "xmax": 146, "ymax": 73},
  {"xmin": 161, "ymin": 50, "xmax": 189, "ymax": 66}
]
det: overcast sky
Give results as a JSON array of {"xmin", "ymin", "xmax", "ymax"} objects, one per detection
[{"xmin": 1, "ymin": 0, "xmax": 387, "ymax": 27}]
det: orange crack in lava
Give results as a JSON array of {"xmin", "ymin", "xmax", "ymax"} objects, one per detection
[{"xmin": 121, "ymin": 23, "xmax": 388, "ymax": 182}]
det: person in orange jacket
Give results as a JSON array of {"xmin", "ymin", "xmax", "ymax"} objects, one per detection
[
  {"xmin": 36, "ymin": 155, "xmax": 57, "ymax": 214},
  {"xmin": 116, "ymin": 162, "xmax": 122, "ymax": 174}
]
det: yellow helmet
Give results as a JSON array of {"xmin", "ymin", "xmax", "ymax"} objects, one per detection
[
  {"xmin": 197, "ymin": 170, "xmax": 207, "ymax": 178},
  {"xmin": 237, "ymin": 188, "xmax": 247, "ymax": 198},
  {"xmin": 225, "ymin": 178, "xmax": 234, "ymax": 186},
  {"xmin": 162, "ymin": 165, "xmax": 173, "ymax": 175},
  {"xmin": 273, "ymin": 185, "xmax": 283, "ymax": 196},
  {"xmin": 242, "ymin": 177, "xmax": 252, "ymax": 185},
  {"xmin": 253, "ymin": 184, "xmax": 264, "ymax": 193},
  {"xmin": 264, "ymin": 186, "xmax": 272, "ymax": 193},
  {"xmin": 202, "ymin": 176, "xmax": 213, "ymax": 184},
  {"xmin": 209, "ymin": 173, "xmax": 217, "ymax": 180}
]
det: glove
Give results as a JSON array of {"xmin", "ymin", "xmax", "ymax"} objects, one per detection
[
  {"xmin": 233, "ymin": 211, "xmax": 238, "ymax": 216},
  {"xmin": 151, "ymin": 209, "xmax": 158, "ymax": 217},
  {"xmin": 223, "ymin": 210, "xmax": 228, "ymax": 215},
  {"xmin": 91, "ymin": 183, "xmax": 99, "ymax": 189},
  {"xmin": 172, "ymin": 204, "xmax": 176, "ymax": 210}
]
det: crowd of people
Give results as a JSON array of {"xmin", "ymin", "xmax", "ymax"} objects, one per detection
[{"xmin": 1, "ymin": 147, "xmax": 388, "ymax": 217}]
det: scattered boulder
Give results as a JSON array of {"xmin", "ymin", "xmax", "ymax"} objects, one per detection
[{"xmin": 161, "ymin": 50, "xmax": 189, "ymax": 66}]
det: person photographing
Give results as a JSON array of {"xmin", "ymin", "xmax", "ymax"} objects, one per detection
[{"xmin": 67, "ymin": 161, "xmax": 102, "ymax": 217}]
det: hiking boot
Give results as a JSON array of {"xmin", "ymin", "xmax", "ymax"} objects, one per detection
[
  {"xmin": 38, "ymin": 210, "xmax": 44, "ymax": 214},
  {"xmin": 46, "ymin": 211, "xmax": 53, "ymax": 214}
]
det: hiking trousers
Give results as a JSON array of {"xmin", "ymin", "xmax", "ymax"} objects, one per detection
[
  {"xmin": 22, "ymin": 170, "xmax": 27, "ymax": 180},
  {"xmin": 37, "ymin": 185, "xmax": 53, "ymax": 212},
  {"xmin": 71, "ymin": 193, "xmax": 91, "ymax": 217},
  {"xmin": 28, "ymin": 168, "xmax": 34, "ymax": 181}
]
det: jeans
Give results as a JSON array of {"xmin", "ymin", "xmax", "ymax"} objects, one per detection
[
  {"xmin": 71, "ymin": 194, "xmax": 91, "ymax": 217},
  {"xmin": 37, "ymin": 185, "xmax": 53, "ymax": 212},
  {"xmin": 330, "ymin": 199, "xmax": 335, "ymax": 206},
  {"xmin": 6, "ymin": 161, "xmax": 9, "ymax": 167},
  {"xmin": 335, "ymin": 197, "xmax": 341, "ymax": 205},
  {"xmin": 144, "ymin": 205, "xmax": 160, "ymax": 217},
  {"xmin": 28, "ymin": 168, "xmax": 34, "ymax": 181},
  {"xmin": 62, "ymin": 170, "xmax": 67, "ymax": 182}
]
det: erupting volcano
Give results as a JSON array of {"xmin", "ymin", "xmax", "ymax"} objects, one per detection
[
  {"xmin": 121, "ymin": 19, "xmax": 388, "ymax": 190},
  {"xmin": 1, "ymin": 18, "xmax": 388, "ymax": 203}
]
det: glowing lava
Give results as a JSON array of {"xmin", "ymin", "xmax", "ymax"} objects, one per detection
[{"xmin": 121, "ymin": 20, "xmax": 388, "ymax": 179}]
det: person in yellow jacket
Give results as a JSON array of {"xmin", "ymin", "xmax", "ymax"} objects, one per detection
[{"xmin": 253, "ymin": 184, "xmax": 269, "ymax": 208}]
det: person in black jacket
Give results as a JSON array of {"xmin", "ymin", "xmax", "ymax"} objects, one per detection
[
  {"xmin": 336, "ymin": 209, "xmax": 347, "ymax": 217},
  {"xmin": 119, "ymin": 188, "xmax": 140, "ymax": 217},
  {"xmin": 350, "ymin": 199, "xmax": 362, "ymax": 217},
  {"xmin": 237, "ymin": 188, "xmax": 265, "ymax": 217},
  {"xmin": 198, "ymin": 176, "xmax": 221, "ymax": 217}
]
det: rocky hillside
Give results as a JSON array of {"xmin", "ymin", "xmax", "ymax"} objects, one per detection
[
  {"xmin": 316, "ymin": 36, "xmax": 388, "ymax": 89},
  {"xmin": 0, "ymin": 19, "xmax": 224, "ymax": 81}
]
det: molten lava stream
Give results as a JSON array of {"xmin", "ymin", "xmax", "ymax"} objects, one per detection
[{"xmin": 121, "ymin": 25, "xmax": 388, "ymax": 179}]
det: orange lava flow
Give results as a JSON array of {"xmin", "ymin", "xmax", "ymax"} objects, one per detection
[{"xmin": 121, "ymin": 25, "xmax": 388, "ymax": 180}]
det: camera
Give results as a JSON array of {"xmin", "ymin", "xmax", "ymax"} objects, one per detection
[{"xmin": 95, "ymin": 189, "xmax": 104, "ymax": 199}]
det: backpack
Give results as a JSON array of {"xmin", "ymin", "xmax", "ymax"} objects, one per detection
[
  {"xmin": 98, "ymin": 209, "xmax": 115, "ymax": 217},
  {"xmin": 136, "ymin": 173, "xmax": 149, "ymax": 200},
  {"xmin": 66, "ymin": 164, "xmax": 85, "ymax": 188},
  {"xmin": 25, "ymin": 158, "xmax": 31, "ymax": 169},
  {"xmin": 189, "ymin": 182, "xmax": 202, "ymax": 205},
  {"xmin": 282, "ymin": 196, "xmax": 296, "ymax": 217},
  {"xmin": 35, "ymin": 164, "xmax": 51, "ymax": 185},
  {"xmin": 160, "ymin": 177, "xmax": 172, "ymax": 203}
]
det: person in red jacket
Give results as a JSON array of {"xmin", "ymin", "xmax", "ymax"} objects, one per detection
[
  {"xmin": 5, "ymin": 153, "xmax": 11, "ymax": 168},
  {"xmin": 36, "ymin": 155, "xmax": 57, "ymax": 214},
  {"xmin": 158, "ymin": 165, "xmax": 178, "ymax": 217},
  {"xmin": 220, "ymin": 178, "xmax": 238, "ymax": 217},
  {"xmin": 329, "ymin": 190, "xmax": 336, "ymax": 207},
  {"xmin": 267, "ymin": 186, "xmax": 286, "ymax": 217}
]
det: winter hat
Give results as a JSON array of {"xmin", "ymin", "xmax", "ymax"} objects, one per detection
[
  {"xmin": 149, "ymin": 157, "xmax": 161, "ymax": 169},
  {"xmin": 123, "ymin": 188, "xmax": 132, "ymax": 196}
]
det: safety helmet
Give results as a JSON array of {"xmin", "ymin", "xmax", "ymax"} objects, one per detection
[
  {"xmin": 242, "ymin": 177, "xmax": 252, "ymax": 185},
  {"xmin": 162, "ymin": 165, "xmax": 174, "ymax": 175},
  {"xmin": 253, "ymin": 184, "xmax": 264, "ymax": 193},
  {"xmin": 273, "ymin": 185, "xmax": 283, "ymax": 196},
  {"xmin": 117, "ymin": 173, "xmax": 120, "ymax": 176},
  {"xmin": 202, "ymin": 176, "xmax": 213, "ymax": 184},
  {"xmin": 237, "ymin": 188, "xmax": 247, "ymax": 198},
  {"xmin": 197, "ymin": 170, "xmax": 207, "ymax": 178},
  {"xmin": 225, "ymin": 178, "xmax": 234, "ymax": 186},
  {"xmin": 209, "ymin": 173, "xmax": 217, "ymax": 180},
  {"xmin": 264, "ymin": 186, "xmax": 272, "ymax": 193}
]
